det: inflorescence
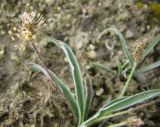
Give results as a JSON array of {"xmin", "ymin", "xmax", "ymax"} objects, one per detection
[{"xmin": 8, "ymin": 11, "xmax": 46, "ymax": 51}]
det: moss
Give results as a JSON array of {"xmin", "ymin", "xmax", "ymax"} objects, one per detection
[
  {"xmin": 135, "ymin": 1, "xmax": 160, "ymax": 19},
  {"xmin": 135, "ymin": 2, "xmax": 145, "ymax": 8},
  {"xmin": 150, "ymin": 2, "xmax": 160, "ymax": 19}
]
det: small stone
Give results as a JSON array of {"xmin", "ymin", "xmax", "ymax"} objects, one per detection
[
  {"xmin": 8, "ymin": 30, "xmax": 12, "ymax": 35},
  {"xmin": 86, "ymin": 50, "xmax": 97, "ymax": 59},
  {"xmin": 88, "ymin": 44, "xmax": 95, "ymax": 50},
  {"xmin": 146, "ymin": 25, "xmax": 151, "ymax": 31},
  {"xmin": 96, "ymin": 88, "xmax": 104, "ymax": 96},
  {"xmin": 140, "ymin": 27, "xmax": 145, "ymax": 33},
  {"xmin": 64, "ymin": 57, "xmax": 69, "ymax": 63},
  {"xmin": 13, "ymin": 27, "xmax": 17, "ymax": 31},
  {"xmin": 45, "ymin": 0, "xmax": 55, "ymax": 5},
  {"xmin": 85, "ymin": 65, "xmax": 91, "ymax": 70},
  {"xmin": 127, "ymin": 117, "xmax": 144, "ymax": 127},
  {"xmin": 125, "ymin": 30, "xmax": 134, "ymax": 39},
  {"xmin": 66, "ymin": 23, "xmax": 70, "ymax": 27},
  {"xmin": 0, "ymin": 30, "xmax": 5, "ymax": 35},
  {"xmin": 11, "ymin": 36, "xmax": 15, "ymax": 41}
]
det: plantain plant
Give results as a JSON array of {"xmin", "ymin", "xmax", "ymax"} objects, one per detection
[
  {"xmin": 32, "ymin": 28, "xmax": 160, "ymax": 127},
  {"xmin": 10, "ymin": 11, "xmax": 160, "ymax": 127}
]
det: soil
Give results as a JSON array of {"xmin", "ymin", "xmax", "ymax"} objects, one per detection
[{"xmin": 0, "ymin": 0, "xmax": 160, "ymax": 127}]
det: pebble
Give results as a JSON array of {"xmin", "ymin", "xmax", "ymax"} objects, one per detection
[
  {"xmin": 85, "ymin": 65, "xmax": 91, "ymax": 70},
  {"xmin": 88, "ymin": 44, "xmax": 96, "ymax": 50},
  {"xmin": 140, "ymin": 27, "xmax": 146, "ymax": 33},
  {"xmin": 96, "ymin": 88, "xmax": 104, "ymax": 96},
  {"xmin": 45, "ymin": 0, "xmax": 55, "ymax": 5},
  {"xmin": 0, "ymin": 30, "xmax": 5, "ymax": 35},
  {"xmin": 125, "ymin": 30, "xmax": 134, "ymax": 39},
  {"xmin": 64, "ymin": 57, "xmax": 69, "ymax": 63},
  {"xmin": 86, "ymin": 50, "xmax": 97, "ymax": 59}
]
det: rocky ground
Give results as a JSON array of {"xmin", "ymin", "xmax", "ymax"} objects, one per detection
[{"xmin": 0, "ymin": 0, "xmax": 160, "ymax": 127}]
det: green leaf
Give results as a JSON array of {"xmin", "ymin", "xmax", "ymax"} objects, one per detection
[
  {"xmin": 98, "ymin": 27, "xmax": 134, "ymax": 65},
  {"xmin": 136, "ymin": 60, "xmax": 160, "ymax": 74},
  {"xmin": 47, "ymin": 37, "xmax": 85, "ymax": 123},
  {"xmin": 31, "ymin": 64, "xmax": 79, "ymax": 121},
  {"xmin": 100, "ymin": 89, "xmax": 160, "ymax": 116},
  {"xmin": 84, "ymin": 79, "xmax": 93, "ymax": 120},
  {"xmin": 143, "ymin": 35, "xmax": 160, "ymax": 59},
  {"xmin": 83, "ymin": 89, "xmax": 160, "ymax": 126},
  {"xmin": 117, "ymin": 60, "xmax": 131, "ymax": 77},
  {"xmin": 102, "ymin": 97, "xmax": 127, "ymax": 108}
]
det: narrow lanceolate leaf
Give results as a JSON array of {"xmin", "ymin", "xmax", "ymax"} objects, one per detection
[
  {"xmin": 102, "ymin": 97, "xmax": 127, "ymax": 108},
  {"xmin": 47, "ymin": 37, "xmax": 85, "ymax": 122},
  {"xmin": 98, "ymin": 27, "xmax": 134, "ymax": 66},
  {"xmin": 136, "ymin": 60, "xmax": 160, "ymax": 74},
  {"xmin": 84, "ymin": 79, "xmax": 93, "ymax": 120},
  {"xmin": 83, "ymin": 89, "xmax": 160, "ymax": 126},
  {"xmin": 143, "ymin": 35, "xmax": 160, "ymax": 58},
  {"xmin": 31, "ymin": 64, "xmax": 79, "ymax": 120},
  {"xmin": 98, "ymin": 89, "xmax": 160, "ymax": 116}
]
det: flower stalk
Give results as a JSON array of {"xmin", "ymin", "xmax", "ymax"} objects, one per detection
[
  {"xmin": 30, "ymin": 42, "xmax": 57, "ymax": 90},
  {"xmin": 119, "ymin": 63, "xmax": 137, "ymax": 98}
]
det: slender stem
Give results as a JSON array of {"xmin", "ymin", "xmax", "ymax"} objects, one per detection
[
  {"xmin": 108, "ymin": 121, "xmax": 127, "ymax": 127},
  {"xmin": 31, "ymin": 42, "xmax": 57, "ymax": 90},
  {"xmin": 119, "ymin": 63, "xmax": 137, "ymax": 98}
]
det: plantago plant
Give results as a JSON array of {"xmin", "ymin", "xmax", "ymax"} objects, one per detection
[
  {"xmin": 95, "ymin": 27, "xmax": 160, "ymax": 98},
  {"xmin": 10, "ymin": 11, "xmax": 160, "ymax": 127}
]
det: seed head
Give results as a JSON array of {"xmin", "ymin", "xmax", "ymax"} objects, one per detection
[
  {"xmin": 8, "ymin": 11, "xmax": 46, "ymax": 51},
  {"xmin": 132, "ymin": 41, "xmax": 145, "ymax": 62},
  {"xmin": 20, "ymin": 11, "xmax": 45, "ymax": 32},
  {"xmin": 127, "ymin": 117, "xmax": 144, "ymax": 127}
]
